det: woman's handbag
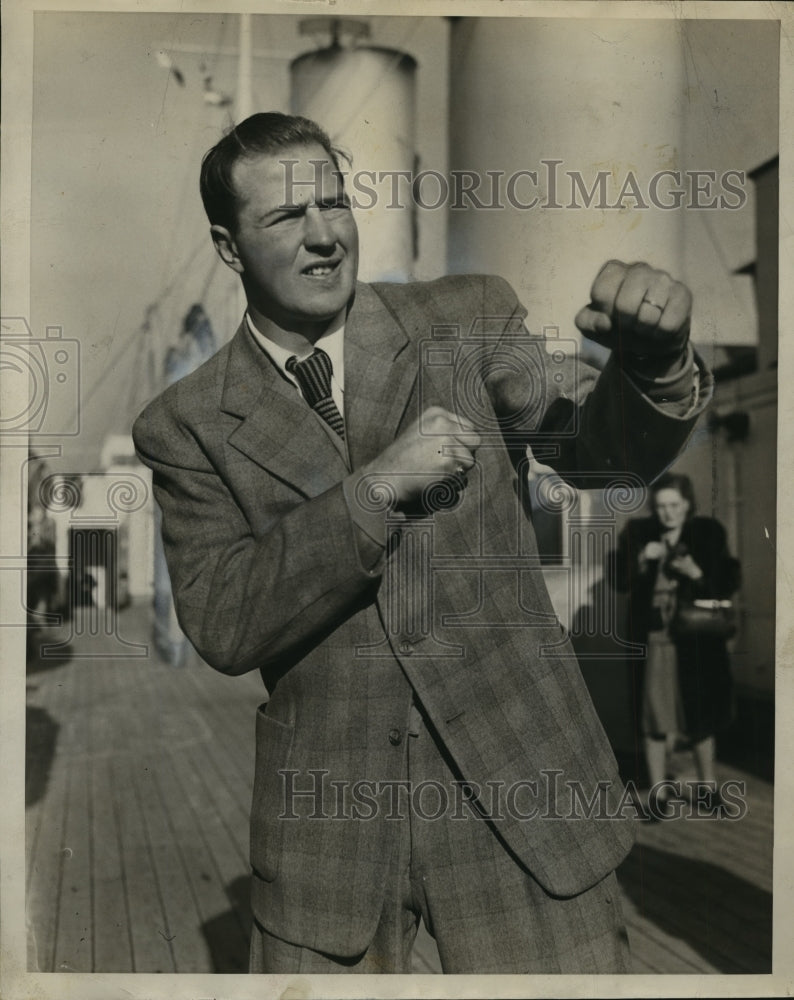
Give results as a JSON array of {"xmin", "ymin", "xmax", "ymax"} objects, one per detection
[{"xmin": 669, "ymin": 598, "xmax": 737, "ymax": 640}]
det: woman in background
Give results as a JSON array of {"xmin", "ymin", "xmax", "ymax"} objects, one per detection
[{"xmin": 611, "ymin": 472, "xmax": 741, "ymax": 815}]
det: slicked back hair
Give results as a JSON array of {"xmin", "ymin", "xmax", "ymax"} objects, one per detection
[{"xmin": 200, "ymin": 111, "xmax": 346, "ymax": 233}]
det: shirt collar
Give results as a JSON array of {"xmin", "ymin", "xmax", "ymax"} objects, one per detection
[{"xmin": 246, "ymin": 310, "xmax": 346, "ymax": 390}]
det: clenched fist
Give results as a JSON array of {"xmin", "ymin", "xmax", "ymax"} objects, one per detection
[
  {"xmin": 574, "ymin": 260, "xmax": 692, "ymax": 360},
  {"xmin": 365, "ymin": 406, "xmax": 481, "ymax": 507}
]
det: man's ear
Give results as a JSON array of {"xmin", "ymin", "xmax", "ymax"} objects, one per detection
[{"xmin": 210, "ymin": 225, "xmax": 244, "ymax": 274}]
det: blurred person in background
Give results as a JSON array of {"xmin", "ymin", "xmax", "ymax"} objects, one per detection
[{"xmin": 611, "ymin": 472, "xmax": 741, "ymax": 818}]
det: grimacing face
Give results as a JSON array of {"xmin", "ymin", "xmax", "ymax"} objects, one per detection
[
  {"xmin": 653, "ymin": 487, "xmax": 690, "ymax": 531},
  {"xmin": 211, "ymin": 143, "xmax": 359, "ymax": 339}
]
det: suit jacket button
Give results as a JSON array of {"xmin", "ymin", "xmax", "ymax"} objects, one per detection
[{"xmin": 389, "ymin": 728, "xmax": 403, "ymax": 746}]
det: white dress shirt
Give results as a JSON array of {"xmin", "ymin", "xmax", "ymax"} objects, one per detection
[{"xmin": 246, "ymin": 310, "xmax": 346, "ymax": 418}]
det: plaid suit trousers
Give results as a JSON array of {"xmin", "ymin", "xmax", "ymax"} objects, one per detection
[{"xmin": 249, "ymin": 707, "xmax": 631, "ymax": 975}]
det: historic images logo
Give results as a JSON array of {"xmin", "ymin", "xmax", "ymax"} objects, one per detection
[
  {"xmin": 279, "ymin": 158, "xmax": 748, "ymax": 213},
  {"xmin": 277, "ymin": 770, "xmax": 748, "ymax": 824}
]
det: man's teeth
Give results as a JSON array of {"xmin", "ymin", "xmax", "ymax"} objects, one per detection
[{"xmin": 305, "ymin": 264, "xmax": 335, "ymax": 276}]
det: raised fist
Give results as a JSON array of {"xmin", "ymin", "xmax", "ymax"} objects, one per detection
[{"xmin": 575, "ymin": 260, "xmax": 692, "ymax": 360}]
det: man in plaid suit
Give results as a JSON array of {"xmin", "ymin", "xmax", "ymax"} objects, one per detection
[{"xmin": 133, "ymin": 112, "xmax": 711, "ymax": 974}]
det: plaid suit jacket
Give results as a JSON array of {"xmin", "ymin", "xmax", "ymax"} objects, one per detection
[{"xmin": 133, "ymin": 274, "xmax": 711, "ymax": 955}]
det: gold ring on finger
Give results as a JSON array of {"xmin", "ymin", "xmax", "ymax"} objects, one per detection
[{"xmin": 641, "ymin": 296, "xmax": 665, "ymax": 311}]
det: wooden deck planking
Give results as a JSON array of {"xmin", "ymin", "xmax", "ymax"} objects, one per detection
[
  {"xmin": 112, "ymin": 753, "xmax": 176, "ymax": 973},
  {"xmin": 113, "ymin": 635, "xmax": 252, "ymax": 972},
  {"xmin": 37, "ymin": 656, "xmax": 93, "ymax": 973},
  {"xmin": 166, "ymin": 742, "xmax": 251, "ymax": 870},
  {"xmin": 52, "ymin": 748, "xmax": 94, "ymax": 973},
  {"xmin": 150, "ymin": 752, "xmax": 246, "ymax": 972},
  {"xmin": 175, "ymin": 736, "xmax": 252, "ymax": 867},
  {"xmin": 165, "ymin": 746, "xmax": 252, "ymax": 973},
  {"xmin": 128, "ymin": 652, "xmax": 224, "ymax": 975},
  {"xmin": 89, "ymin": 658, "xmax": 142, "ymax": 971},
  {"xmin": 175, "ymin": 655, "xmax": 260, "ymax": 790},
  {"xmin": 164, "ymin": 660, "xmax": 259, "ymax": 860},
  {"xmin": 620, "ymin": 782, "xmax": 773, "ymax": 976},
  {"xmin": 90, "ymin": 754, "xmax": 135, "ymax": 972},
  {"xmin": 24, "ymin": 603, "xmax": 775, "ymax": 976},
  {"xmin": 131, "ymin": 756, "xmax": 213, "ymax": 972},
  {"xmin": 168, "ymin": 666, "xmax": 254, "ymax": 774},
  {"xmin": 154, "ymin": 661, "xmax": 260, "ymax": 973},
  {"xmin": 634, "ymin": 819, "xmax": 773, "ymax": 901},
  {"xmin": 26, "ymin": 735, "xmax": 69, "ymax": 974},
  {"xmin": 629, "ymin": 824, "xmax": 773, "ymax": 917},
  {"xmin": 621, "ymin": 909, "xmax": 712, "ymax": 974},
  {"xmin": 618, "ymin": 856, "xmax": 770, "ymax": 973},
  {"xmin": 25, "ymin": 657, "xmax": 61, "ymax": 971}
]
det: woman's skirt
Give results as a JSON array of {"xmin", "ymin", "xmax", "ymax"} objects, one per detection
[{"xmin": 641, "ymin": 630, "xmax": 686, "ymax": 736}]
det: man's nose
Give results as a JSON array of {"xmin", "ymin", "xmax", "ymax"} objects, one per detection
[{"xmin": 303, "ymin": 206, "xmax": 335, "ymax": 249}]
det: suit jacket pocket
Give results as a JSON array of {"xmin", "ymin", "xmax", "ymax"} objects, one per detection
[{"xmin": 250, "ymin": 705, "xmax": 295, "ymax": 882}]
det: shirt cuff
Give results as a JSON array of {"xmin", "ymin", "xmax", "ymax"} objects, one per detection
[{"xmin": 622, "ymin": 342, "xmax": 702, "ymax": 417}]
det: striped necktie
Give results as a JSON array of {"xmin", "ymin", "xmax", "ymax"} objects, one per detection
[{"xmin": 286, "ymin": 349, "xmax": 346, "ymax": 440}]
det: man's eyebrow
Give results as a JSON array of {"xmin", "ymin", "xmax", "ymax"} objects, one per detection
[
  {"xmin": 260, "ymin": 192, "xmax": 349, "ymax": 219},
  {"xmin": 257, "ymin": 202, "xmax": 305, "ymax": 220}
]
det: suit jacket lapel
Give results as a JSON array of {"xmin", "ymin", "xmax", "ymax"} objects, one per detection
[
  {"xmin": 344, "ymin": 282, "xmax": 419, "ymax": 469},
  {"xmin": 221, "ymin": 321, "xmax": 349, "ymax": 496}
]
